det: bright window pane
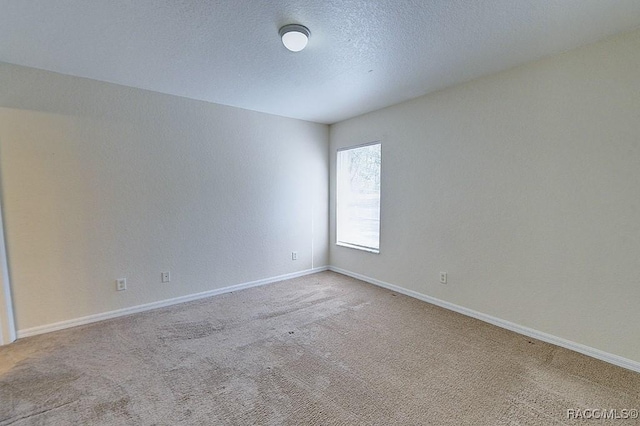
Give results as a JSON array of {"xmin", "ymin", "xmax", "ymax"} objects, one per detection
[{"xmin": 336, "ymin": 143, "xmax": 381, "ymax": 253}]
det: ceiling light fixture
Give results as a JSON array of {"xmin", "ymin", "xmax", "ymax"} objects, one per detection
[{"xmin": 279, "ymin": 24, "xmax": 310, "ymax": 52}]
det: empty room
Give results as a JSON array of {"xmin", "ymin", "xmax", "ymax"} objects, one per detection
[{"xmin": 1, "ymin": 1, "xmax": 640, "ymax": 424}]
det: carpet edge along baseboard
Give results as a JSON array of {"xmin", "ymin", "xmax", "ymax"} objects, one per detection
[
  {"xmin": 328, "ymin": 266, "xmax": 640, "ymax": 374},
  {"xmin": 16, "ymin": 265, "xmax": 640, "ymax": 375},
  {"xmin": 17, "ymin": 266, "xmax": 329, "ymax": 339}
]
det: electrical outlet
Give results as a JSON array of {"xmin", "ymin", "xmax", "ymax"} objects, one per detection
[
  {"xmin": 292, "ymin": 252, "xmax": 298, "ymax": 261},
  {"xmin": 116, "ymin": 278, "xmax": 127, "ymax": 291},
  {"xmin": 439, "ymin": 272, "xmax": 447, "ymax": 284},
  {"xmin": 161, "ymin": 272, "xmax": 170, "ymax": 283}
]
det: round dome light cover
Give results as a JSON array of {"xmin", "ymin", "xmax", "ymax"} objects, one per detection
[{"xmin": 279, "ymin": 24, "xmax": 310, "ymax": 52}]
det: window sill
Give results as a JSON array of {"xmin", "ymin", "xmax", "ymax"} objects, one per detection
[{"xmin": 336, "ymin": 242, "xmax": 379, "ymax": 254}]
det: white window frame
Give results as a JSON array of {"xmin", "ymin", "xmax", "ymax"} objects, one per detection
[{"xmin": 336, "ymin": 141, "xmax": 381, "ymax": 254}]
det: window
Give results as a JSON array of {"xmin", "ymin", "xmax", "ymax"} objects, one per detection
[{"xmin": 336, "ymin": 142, "xmax": 381, "ymax": 253}]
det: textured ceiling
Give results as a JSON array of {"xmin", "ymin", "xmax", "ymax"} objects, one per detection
[{"xmin": 1, "ymin": 1, "xmax": 640, "ymax": 124}]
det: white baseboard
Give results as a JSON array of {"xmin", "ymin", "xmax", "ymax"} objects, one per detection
[
  {"xmin": 18, "ymin": 266, "xmax": 329, "ymax": 339},
  {"xmin": 329, "ymin": 266, "xmax": 640, "ymax": 374},
  {"xmin": 17, "ymin": 264, "xmax": 640, "ymax": 374}
]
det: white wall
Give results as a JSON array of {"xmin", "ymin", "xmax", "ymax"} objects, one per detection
[
  {"xmin": 330, "ymin": 29, "xmax": 640, "ymax": 363},
  {"xmin": 0, "ymin": 63, "xmax": 329, "ymax": 331}
]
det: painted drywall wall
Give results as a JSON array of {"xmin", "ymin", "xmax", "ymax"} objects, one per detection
[
  {"xmin": 0, "ymin": 63, "xmax": 329, "ymax": 331},
  {"xmin": 330, "ymin": 29, "xmax": 640, "ymax": 363}
]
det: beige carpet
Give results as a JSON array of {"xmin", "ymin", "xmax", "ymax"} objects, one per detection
[{"xmin": 1, "ymin": 271, "xmax": 638, "ymax": 425}]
